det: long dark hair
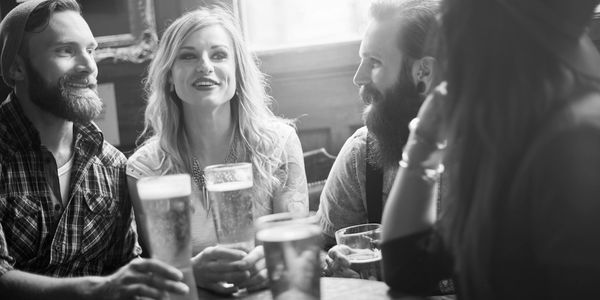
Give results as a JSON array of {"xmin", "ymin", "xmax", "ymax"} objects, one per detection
[{"xmin": 439, "ymin": 0, "xmax": 595, "ymax": 297}]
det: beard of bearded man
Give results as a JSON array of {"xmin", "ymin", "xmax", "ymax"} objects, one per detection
[
  {"xmin": 24, "ymin": 59, "xmax": 103, "ymax": 124},
  {"xmin": 362, "ymin": 64, "xmax": 423, "ymax": 168}
]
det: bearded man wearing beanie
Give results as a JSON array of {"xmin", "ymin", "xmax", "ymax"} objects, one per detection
[{"xmin": 0, "ymin": 1, "xmax": 188, "ymax": 299}]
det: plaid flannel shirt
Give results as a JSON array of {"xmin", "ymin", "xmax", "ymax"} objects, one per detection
[{"xmin": 0, "ymin": 94, "xmax": 141, "ymax": 277}]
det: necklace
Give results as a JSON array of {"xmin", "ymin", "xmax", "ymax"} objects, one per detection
[{"xmin": 190, "ymin": 131, "xmax": 240, "ymax": 211}]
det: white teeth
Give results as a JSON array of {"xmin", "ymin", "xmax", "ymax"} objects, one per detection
[
  {"xmin": 193, "ymin": 81, "xmax": 216, "ymax": 87},
  {"xmin": 66, "ymin": 82, "xmax": 89, "ymax": 88}
]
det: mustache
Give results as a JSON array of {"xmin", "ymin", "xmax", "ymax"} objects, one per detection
[
  {"xmin": 59, "ymin": 75, "xmax": 98, "ymax": 90},
  {"xmin": 359, "ymin": 84, "xmax": 382, "ymax": 105}
]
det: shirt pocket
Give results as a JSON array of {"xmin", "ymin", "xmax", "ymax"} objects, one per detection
[
  {"xmin": 6, "ymin": 195, "xmax": 41, "ymax": 259},
  {"xmin": 81, "ymin": 192, "xmax": 119, "ymax": 261}
]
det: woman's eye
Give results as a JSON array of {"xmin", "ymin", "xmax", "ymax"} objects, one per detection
[
  {"xmin": 178, "ymin": 53, "xmax": 197, "ymax": 60},
  {"xmin": 212, "ymin": 52, "xmax": 228, "ymax": 60}
]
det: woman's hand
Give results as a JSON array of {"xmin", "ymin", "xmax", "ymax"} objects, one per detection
[
  {"xmin": 324, "ymin": 245, "xmax": 360, "ymax": 279},
  {"xmin": 238, "ymin": 245, "xmax": 269, "ymax": 292},
  {"xmin": 95, "ymin": 258, "xmax": 189, "ymax": 300},
  {"xmin": 191, "ymin": 246, "xmax": 250, "ymax": 294}
]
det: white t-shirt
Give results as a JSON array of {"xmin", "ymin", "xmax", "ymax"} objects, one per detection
[{"xmin": 58, "ymin": 155, "xmax": 74, "ymax": 205}]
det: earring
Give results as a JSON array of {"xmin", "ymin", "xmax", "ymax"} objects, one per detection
[
  {"xmin": 416, "ymin": 81, "xmax": 426, "ymax": 95},
  {"xmin": 416, "ymin": 70, "xmax": 424, "ymax": 80}
]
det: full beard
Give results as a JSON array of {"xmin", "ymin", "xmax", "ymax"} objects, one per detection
[
  {"xmin": 25, "ymin": 60, "xmax": 103, "ymax": 124},
  {"xmin": 362, "ymin": 70, "xmax": 423, "ymax": 168}
]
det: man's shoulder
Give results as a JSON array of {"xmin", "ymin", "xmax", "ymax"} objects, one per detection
[
  {"xmin": 346, "ymin": 126, "xmax": 369, "ymax": 148},
  {"xmin": 0, "ymin": 95, "xmax": 34, "ymax": 153},
  {"xmin": 96, "ymin": 140, "xmax": 127, "ymax": 167},
  {"xmin": 338, "ymin": 126, "xmax": 368, "ymax": 160}
]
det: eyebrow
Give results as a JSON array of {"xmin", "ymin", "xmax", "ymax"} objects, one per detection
[
  {"xmin": 52, "ymin": 40, "xmax": 98, "ymax": 48},
  {"xmin": 178, "ymin": 45, "xmax": 231, "ymax": 51}
]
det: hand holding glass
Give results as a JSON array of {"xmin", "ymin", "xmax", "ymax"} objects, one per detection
[
  {"xmin": 334, "ymin": 223, "xmax": 382, "ymax": 281},
  {"xmin": 204, "ymin": 162, "xmax": 255, "ymax": 252}
]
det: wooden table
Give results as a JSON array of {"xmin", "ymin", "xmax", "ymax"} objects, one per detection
[{"xmin": 196, "ymin": 277, "xmax": 455, "ymax": 300}]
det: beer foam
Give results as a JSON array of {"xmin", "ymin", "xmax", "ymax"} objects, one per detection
[
  {"xmin": 257, "ymin": 224, "xmax": 321, "ymax": 242},
  {"xmin": 205, "ymin": 181, "xmax": 253, "ymax": 192},
  {"xmin": 137, "ymin": 174, "xmax": 191, "ymax": 200},
  {"xmin": 348, "ymin": 250, "xmax": 382, "ymax": 263}
]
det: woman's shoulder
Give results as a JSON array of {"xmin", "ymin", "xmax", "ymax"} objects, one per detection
[
  {"xmin": 271, "ymin": 121, "xmax": 296, "ymax": 140},
  {"xmin": 128, "ymin": 139, "xmax": 162, "ymax": 161},
  {"xmin": 262, "ymin": 121, "xmax": 298, "ymax": 149},
  {"xmin": 262, "ymin": 121, "xmax": 300, "ymax": 161},
  {"xmin": 126, "ymin": 139, "xmax": 165, "ymax": 178}
]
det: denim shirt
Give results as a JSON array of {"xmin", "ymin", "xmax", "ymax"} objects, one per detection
[{"xmin": 316, "ymin": 127, "xmax": 398, "ymax": 239}]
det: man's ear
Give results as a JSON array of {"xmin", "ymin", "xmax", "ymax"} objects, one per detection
[
  {"xmin": 411, "ymin": 56, "xmax": 437, "ymax": 95},
  {"xmin": 9, "ymin": 56, "xmax": 26, "ymax": 82}
]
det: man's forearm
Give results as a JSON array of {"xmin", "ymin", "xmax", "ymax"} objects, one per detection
[{"xmin": 0, "ymin": 269, "xmax": 105, "ymax": 300}]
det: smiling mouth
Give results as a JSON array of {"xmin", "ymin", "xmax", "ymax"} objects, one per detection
[
  {"xmin": 192, "ymin": 78, "xmax": 220, "ymax": 89},
  {"xmin": 62, "ymin": 77, "xmax": 97, "ymax": 90},
  {"xmin": 65, "ymin": 82, "xmax": 91, "ymax": 89}
]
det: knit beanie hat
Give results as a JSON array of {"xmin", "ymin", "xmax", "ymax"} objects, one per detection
[{"xmin": 0, "ymin": 0, "xmax": 50, "ymax": 87}]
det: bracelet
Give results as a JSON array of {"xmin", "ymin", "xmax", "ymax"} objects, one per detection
[{"xmin": 399, "ymin": 159, "xmax": 444, "ymax": 183}]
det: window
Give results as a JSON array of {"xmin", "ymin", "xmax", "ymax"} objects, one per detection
[{"xmin": 238, "ymin": 0, "xmax": 369, "ymax": 51}]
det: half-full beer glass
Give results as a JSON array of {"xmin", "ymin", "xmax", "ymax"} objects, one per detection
[
  {"xmin": 136, "ymin": 174, "xmax": 199, "ymax": 300},
  {"xmin": 335, "ymin": 223, "xmax": 382, "ymax": 281},
  {"xmin": 255, "ymin": 213, "xmax": 322, "ymax": 300},
  {"xmin": 204, "ymin": 162, "xmax": 255, "ymax": 252}
]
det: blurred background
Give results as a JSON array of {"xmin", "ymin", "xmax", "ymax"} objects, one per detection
[{"xmin": 2, "ymin": 0, "xmax": 599, "ymax": 157}]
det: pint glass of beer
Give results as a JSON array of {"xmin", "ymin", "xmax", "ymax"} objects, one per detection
[
  {"xmin": 204, "ymin": 162, "xmax": 255, "ymax": 252},
  {"xmin": 335, "ymin": 223, "xmax": 382, "ymax": 281},
  {"xmin": 136, "ymin": 174, "xmax": 199, "ymax": 300},
  {"xmin": 255, "ymin": 213, "xmax": 322, "ymax": 300}
]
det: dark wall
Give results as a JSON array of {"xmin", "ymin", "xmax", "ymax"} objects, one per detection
[{"xmin": 96, "ymin": 0, "xmax": 185, "ymax": 155}]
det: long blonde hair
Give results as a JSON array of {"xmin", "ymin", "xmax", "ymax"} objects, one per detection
[{"xmin": 140, "ymin": 5, "xmax": 292, "ymax": 199}]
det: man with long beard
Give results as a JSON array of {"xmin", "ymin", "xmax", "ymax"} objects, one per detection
[
  {"xmin": 0, "ymin": 0, "xmax": 189, "ymax": 299},
  {"xmin": 316, "ymin": 0, "xmax": 440, "ymax": 278}
]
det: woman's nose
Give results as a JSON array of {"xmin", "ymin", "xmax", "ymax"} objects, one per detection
[{"xmin": 196, "ymin": 55, "xmax": 214, "ymax": 75}]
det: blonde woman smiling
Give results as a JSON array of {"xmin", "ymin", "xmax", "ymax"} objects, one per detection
[{"xmin": 126, "ymin": 6, "xmax": 308, "ymax": 294}]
